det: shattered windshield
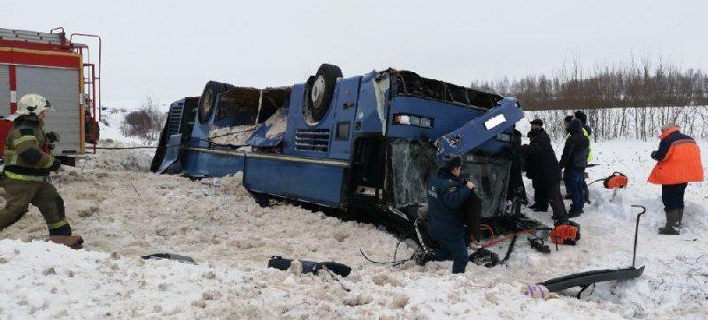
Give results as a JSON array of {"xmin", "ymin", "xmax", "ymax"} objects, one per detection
[
  {"xmin": 389, "ymin": 139, "xmax": 438, "ymax": 208},
  {"xmin": 390, "ymin": 139, "xmax": 511, "ymax": 217},
  {"xmin": 462, "ymin": 154, "xmax": 511, "ymax": 218}
]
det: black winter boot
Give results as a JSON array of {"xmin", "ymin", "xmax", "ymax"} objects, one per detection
[
  {"xmin": 678, "ymin": 208, "xmax": 684, "ymax": 228},
  {"xmin": 568, "ymin": 208, "xmax": 583, "ymax": 218},
  {"xmin": 658, "ymin": 209, "xmax": 680, "ymax": 235}
]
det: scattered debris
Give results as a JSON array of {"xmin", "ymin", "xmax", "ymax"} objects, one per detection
[
  {"xmin": 141, "ymin": 253, "xmax": 196, "ymax": 264},
  {"xmin": 268, "ymin": 256, "xmax": 351, "ymax": 277}
]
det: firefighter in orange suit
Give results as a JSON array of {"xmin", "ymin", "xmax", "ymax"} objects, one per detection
[
  {"xmin": 648, "ymin": 123, "xmax": 704, "ymax": 235},
  {"xmin": 0, "ymin": 94, "xmax": 70, "ymax": 236}
]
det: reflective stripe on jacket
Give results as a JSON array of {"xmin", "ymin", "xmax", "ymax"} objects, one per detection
[
  {"xmin": 2, "ymin": 115, "xmax": 54, "ymax": 180},
  {"xmin": 3, "ymin": 171, "xmax": 46, "ymax": 182},
  {"xmin": 567, "ymin": 127, "xmax": 592, "ymax": 162}
]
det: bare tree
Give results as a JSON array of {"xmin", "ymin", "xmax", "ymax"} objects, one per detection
[
  {"xmin": 471, "ymin": 57, "xmax": 708, "ymax": 140},
  {"xmin": 121, "ymin": 97, "xmax": 167, "ymax": 141}
]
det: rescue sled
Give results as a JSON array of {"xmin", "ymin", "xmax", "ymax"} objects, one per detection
[{"xmin": 538, "ymin": 205, "xmax": 646, "ymax": 298}]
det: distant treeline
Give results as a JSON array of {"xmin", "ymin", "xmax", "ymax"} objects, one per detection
[
  {"xmin": 472, "ymin": 59, "xmax": 708, "ymax": 110},
  {"xmin": 472, "ymin": 59, "xmax": 708, "ymax": 140},
  {"xmin": 524, "ymin": 106, "xmax": 708, "ymax": 141}
]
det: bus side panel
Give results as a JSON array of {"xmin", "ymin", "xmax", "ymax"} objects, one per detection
[
  {"xmin": 244, "ymin": 157, "xmax": 344, "ymax": 208},
  {"xmin": 386, "ymin": 96, "xmax": 485, "ymax": 140},
  {"xmin": 182, "ymin": 150, "xmax": 245, "ymax": 178}
]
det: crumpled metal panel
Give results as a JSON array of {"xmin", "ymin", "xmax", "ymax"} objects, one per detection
[
  {"xmin": 157, "ymin": 134, "xmax": 183, "ymax": 173},
  {"xmin": 246, "ymin": 107, "xmax": 288, "ymax": 147},
  {"xmin": 436, "ymin": 97, "xmax": 524, "ymax": 161}
]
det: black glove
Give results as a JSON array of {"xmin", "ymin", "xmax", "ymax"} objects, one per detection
[
  {"xmin": 49, "ymin": 158, "xmax": 61, "ymax": 172},
  {"xmin": 46, "ymin": 132, "xmax": 60, "ymax": 143}
]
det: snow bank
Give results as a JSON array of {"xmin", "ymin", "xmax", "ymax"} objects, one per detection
[
  {"xmin": 98, "ymin": 107, "xmax": 149, "ymax": 145},
  {"xmin": 0, "ymin": 139, "xmax": 706, "ymax": 319}
]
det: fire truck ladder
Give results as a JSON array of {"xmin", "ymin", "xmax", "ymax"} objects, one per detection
[{"xmin": 67, "ymin": 31, "xmax": 102, "ymax": 154}]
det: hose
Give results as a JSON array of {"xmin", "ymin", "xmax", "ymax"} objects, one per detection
[
  {"xmin": 470, "ymin": 223, "xmax": 539, "ymax": 249},
  {"xmin": 95, "ymin": 146, "xmax": 160, "ymax": 150}
]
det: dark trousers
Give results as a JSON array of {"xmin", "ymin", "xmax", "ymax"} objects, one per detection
[
  {"xmin": 662, "ymin": 183, "xmax": 687, "ymax": 211},
  {"xmin": 429, "ymin": 225, "xmax": 468, "ymax": 274},
  {"xmin": 565, "ymin": 175, "xmax": 589, "ymax": 202},
  {"xmin": 547, "ymin": 180, "xmax": 568, "ymax": 220},
  {"xmin": 532, "ymin": 179, "xmax": 548, "ymax": 209},
  {"xmin": 0, "ymin": 178, "xmax": 71, "ymax": 236},
  {"xmin": 429, "ymin": 193, "xmax": 482, "ymax": 275},
  {"xmin": 565, "ymin": 170, "xmax": 585, "ymax": 211}
]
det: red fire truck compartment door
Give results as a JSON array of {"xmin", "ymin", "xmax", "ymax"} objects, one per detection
[{"xmin": 15, "ymin": 66, "xmax": 81, "ymax": 155}]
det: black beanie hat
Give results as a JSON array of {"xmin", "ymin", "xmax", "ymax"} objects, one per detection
[
  {"xmin": 442, "ymin": 155, "xmax": 463, "ymax": 170},
  {"xmin": 574, "ymin": 110, "xmax": 588, "ymax": 124}
]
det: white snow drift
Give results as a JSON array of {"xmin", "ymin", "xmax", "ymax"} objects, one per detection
[{"xmin": 0, "ymin": 139, "xmax": 706, "ymax": 319}]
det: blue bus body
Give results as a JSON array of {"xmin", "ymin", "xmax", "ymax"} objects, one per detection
[{"xmin": 152, "ymin": 68, "xmax": 524, "ymax": 226}]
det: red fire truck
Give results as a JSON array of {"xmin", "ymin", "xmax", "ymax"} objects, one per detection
[{"xmin": 0, "ymin": 27, "xmax": 101, "ymax": 160}]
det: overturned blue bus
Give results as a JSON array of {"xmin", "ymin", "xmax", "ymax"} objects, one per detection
[{"xmin": 151, "ymin": 64, "xmax": 524, "ymax": 233}]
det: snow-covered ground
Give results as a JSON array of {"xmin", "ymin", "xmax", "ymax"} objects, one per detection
[
  {"xmin": 97, "ymin": 107, "xmax": 151, "ymax": 145},
  {"xmin": 0, "ymin": 138, "xmax": 706, "ymax": 319},
  {"xmin": 98, "ymin": 105, "xmax": 171, "ymax": 145}
]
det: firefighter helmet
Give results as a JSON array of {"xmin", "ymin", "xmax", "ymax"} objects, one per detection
[{"xmin": 16, "ymin": 94, "xmax": 54, "ymax": 116}]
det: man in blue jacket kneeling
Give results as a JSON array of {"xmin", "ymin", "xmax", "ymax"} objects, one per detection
[{"xmin": 421, "ymin": 155, "xmax": 477, "ymax": 274}]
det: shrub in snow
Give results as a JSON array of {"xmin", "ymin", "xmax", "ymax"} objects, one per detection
[{"xmin": 120, "ymin": 98, "xmax": 166, "ymax": 141}]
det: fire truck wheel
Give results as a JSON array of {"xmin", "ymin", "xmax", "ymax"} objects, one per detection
[
  {"xmin": 306, "ymin": 64, "xmax": 342, "ymax": 123},
  {"xmin": 198, "ymin": 81, "xmax": 233, "ymax": 123}
]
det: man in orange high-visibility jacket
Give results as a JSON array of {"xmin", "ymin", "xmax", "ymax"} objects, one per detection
[{"xmin": 648, "ymin": 123, "xmax": 704, "ymax": 235}]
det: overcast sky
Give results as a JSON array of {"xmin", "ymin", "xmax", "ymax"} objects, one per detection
[{"xmin": 2, "ymin": 0, "xmax": 706, "ymax": 108}]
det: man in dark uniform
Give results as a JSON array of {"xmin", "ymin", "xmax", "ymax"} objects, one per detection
[
  {"xmin": 519, "ymin": 120, "xmax": 568, "ymax": 221},
  {"xmin": 525, "ymin": 119, "xmax": 548, "ymax": 212},
  {"xmin": 421, "ymin": 155, "xmax": 477, "ymax": 274},
  {"xmin": 559, "ymin": 119, "xmax": 590, "ymax": 217},
  {"xmin": 506, "ymin": 128, "xmax": 527, "ymax": 205},
  {"xmin": 574, "ymin": 110, "xmax": 592, "ymax": 203},
  {"xmin": 0, "ymin": 94, "xmax": 69, "ymax": 236}
]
